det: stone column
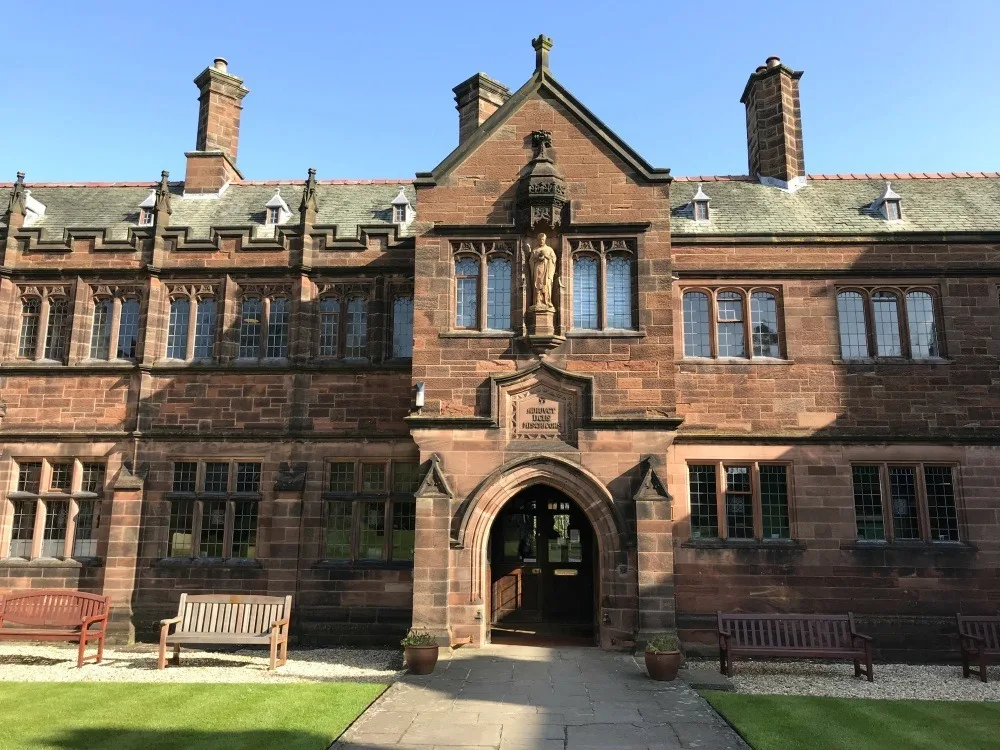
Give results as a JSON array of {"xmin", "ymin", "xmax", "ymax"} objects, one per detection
[
  {"xmin": 100, "ymin": 464, "xmax": 144, "ymax": 643},
  {"xmin": 264, "ymin": 463, "xmax": 306, "ymax": 601},
  {"xmin": 410, "ymin": 454, "xmax": 454, "ymax": 645},
  {"xmin": 633, "ymin": 457, "xmax": 676, "ymax": 645}
]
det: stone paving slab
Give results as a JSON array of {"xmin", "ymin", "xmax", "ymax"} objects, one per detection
[{"xmin": 335, "ymin": 644, "xmax": 746, "ymax": 749}]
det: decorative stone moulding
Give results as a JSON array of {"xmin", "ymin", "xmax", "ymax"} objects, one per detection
[{"xmin": 516, "ymin": 130, "xmax": 568, "ymax": 230}]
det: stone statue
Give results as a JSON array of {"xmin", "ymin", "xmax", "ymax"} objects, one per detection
[{"xmin": 528, "ymin": 232, "xmax": 557, "ymax": 310}]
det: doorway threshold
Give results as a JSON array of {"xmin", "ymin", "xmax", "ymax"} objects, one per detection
[{"xmin": 490, "ymin": 622, "xmax": 595, "ymax": 647}]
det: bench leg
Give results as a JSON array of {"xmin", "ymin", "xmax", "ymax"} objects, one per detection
[
  {"xmin": 171, "ymin": 645, "xmax": 180, "ymax": 666},
  {"xmin": 76, "ymin": 632, "xmax": 87, "ymax": 669},
  {"xmin": 961, "ymin": 649, "xmax": 971, "ymax": 679},
  {"xmin": 96, "ymin": 632, "xmax": 105, "ymax": 665},
  {"xmin": 719, "ymin": 649, "xmax": 727, "ymax": 676},
  {"xmin": 854, "ymin": 658, "xmax": 862, "ymax": 679},
  {"xmin": 726, "ymin": 654, "xmax": 734, "ymax": 678},
  {"xmin": 865, "ymin": 644, "xmax": 874, "ymax": 682},
  {"xmin": 269, "ymin": 636, "xmax": 278, "ymax": 671},
  {"xmin": 980, "ymin": 650, "xmax": 989, "ymax": 684},
  {"xmin": 280, "ymin": 636, "xmax": 289, "ymax": 667}
]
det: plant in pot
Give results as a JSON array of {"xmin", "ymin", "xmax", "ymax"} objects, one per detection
[
  {"xmin": 644, "ymin": 634, "xmax": 682, "ymax": 681},
  {"xmin": 401, "ymin": 629, "xmax": 439, "ymax": 675}
]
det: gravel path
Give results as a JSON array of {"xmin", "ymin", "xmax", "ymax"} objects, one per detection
[
  {"xmin": 687, "ymin": 657, "xmax": 1000, "ymax": 702},
  {"xmin": 0, "ymin": 643, "xmax": 403, "ymax": 684}
]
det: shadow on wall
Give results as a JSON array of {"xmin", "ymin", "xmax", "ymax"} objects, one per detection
[{"xmin": 44, "ymin": 729, "xmax": 331, "ymax": 750}]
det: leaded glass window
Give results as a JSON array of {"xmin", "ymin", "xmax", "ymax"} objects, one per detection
[
  {"xmin": 759, "ymin": 465, "xmax": 790, "ymax": 539},
  {"xmin": 265, "ymin": 297, "xmax": 290, "ymax": 358},
  {"xmin": 117, "ymin": 298, "xmax": 140, "ymax": 360},
  {"xmin": 683, "ymin": 292, "xmax": 711, "ymax": 357},
  {"xmin": 750, "ymin": 291, "xmax": 780, "ymax": 357},
  {"xmin": 486, "ymin": 258, "xmax": 512, "ymax": 330},
  {"xmin": 872, "ymin": 291, "xmax": 902, "ymax": 357},
  {"xmin": 573, "ymin": 256, "xmax": 599, "ymax": 330},
  {"xmin": 837, "ymin": 291, "xmax": 869, "ymax": 359},
  {"xmin": 716, "ymin": 291, "xmax": 746, "ymax": 357},
  {"xmin": 851, "ymin": 463, "xmax": 961, "ymax": 543},
  {"xmin": 606, "ymin": 256, "xmax": 633, "ymax": 329},
  {"xmin": 44, "ymin": 298, "xmax": 70, "ymax": 362},
  {"xmin": 90, "ymin": 299, "xmax": 113, "ymax": 360},
  {"xmin": 166, "ymin": 298, "xmax": 190, "ymax": 359},
  {"xmin": 238, "ymin": 297, "xmax": 262, "ymax": 358},
  {"xmin": 455, "ymin": 258, "xmax": 479, "ymax": 328},
  {"xmin": 319, "ymin": 297, "xmax": 340, "ymax": 357},
  {"xmin": 906, "ymin": 291, "xmax": 939, "ymax": 358},
  {"xmin": 688, "ymin": 465, "xmax": 718, "ymax": 539},
  {"xmin": 193, "ymin": 298, "xmax": 216, "ymax": 359},
  {"xmin": 888, "ymin": 467, "xmax": 920, "ymax": 540},
  {"xmin": 345, "ymin": 297, "xmax": 368, "ymax": 359},
  {"xmin": 925, "ymin": 466, "xmax": 959, "ymax": 542},
  {"xmin": 358, "ymin": 501, "xmax": 387, "ymax": 560},
  {"xmin": 18, "ymin": 298, "xmax": 40, "ymax": 358},
  {"xmin": 392, "ymin": 296, "xmax": 414, "ymax": 358},
  {"xmin": 724, "ymin": 466, "xmax": 754, "ymax": 539}
]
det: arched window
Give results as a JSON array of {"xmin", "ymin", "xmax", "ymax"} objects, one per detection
[
  {"xmin": 90, "ymin": 299, "xmax": 113, "ymax": 360},
  {"xmin": 116, "ymin": 298, "xmax": 141, "ymax": 360},
  {"xmin": 166, "ymin": 298, "xmax": 190, "ymax": 359},
  {"xmin": 265, "ymin": 296, "xmax": 290, "ymax": 358},
  {"xmin": 238, "ymin": 297, "xmax": 263, "ymax": 359},
  {"xmin": 44, "ymin": 298, "xmax": 70, "ymax": 362},
  {"xmin": 716, "ymin": 291, "xmax": 745, "ymax": 357},
  {"xmin": 682, "ymin": 292, "xmax": 711, "ymax": 357},
  {"xmin": 871, "ymin": 291, "xmax": 901, "ymax": 357},
  {"xmin": 750, "ymin": 291, "xmax": 780, "ymax": 357},
  {"xmin": 573, "ymin": 256, "xmax": 599, "ymax": 330},
  {"xmin": 318, "ymin": 297, "xmax": 340, "ymax": 357},
  {"xmin": 455, "ymin": 258, "xmax": 479, "ymax": 328},
  {"xmin": 486, "ymin": 258, "xmax": 512, "ymax": 330},
  {"xmin": 392, "ymin": 296, "xmax": 414, "ymax": 358},
  {"xmin": 345, "ymin": 297, "xmax": 368, "ymax": 359},
  {"xmin": 836, "ymin": 291, "xmax": 869, "ymax": 359},
  {"xmin": 905, "ymin": 291, "xmax": 939, "ymax": 358},
  {"xmin": 606, "ymin": 256, "xmax": 633, "ymax": 329},
  {"xmin": 193, "ymin": 298, "xmax": 216, "ymax": 360},
  {"xmin": 17, "ymin": 298, "xmax": 40, "ymax": 358}
]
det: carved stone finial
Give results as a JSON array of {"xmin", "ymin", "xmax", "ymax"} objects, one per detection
[
  {"xmin": 300, "ymin": 166, "xmax": 318, "ymax": 214},
  {"xmin": 532, "ymin": 34, "xmax": 553, "ymax": 73},
  {"xmin": 517, "ymin": 131, "xmax": 567, "ymax": 231},
  {"xmin": 154, "ymin": 170, "xmax": 172, "ymax": 215},
  {"xmin": 7, "ymin": 171, "xmax": 27, "ymax": 216}
]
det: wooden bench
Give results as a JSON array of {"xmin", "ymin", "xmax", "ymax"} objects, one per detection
[
  {"xmin": 158, "ymin": 594, "xmax": 292, "ymax": 671},
  {"xmin": 957, "ymin": 613, "xmax": 1000, "ymax": 683},
  {"xmin": 0, "ymin": 590, "xmax": 110, "ymax": 668},
  {"xmin": 718, "ymin": 611, "xmax": 874, "ymax": 681}
]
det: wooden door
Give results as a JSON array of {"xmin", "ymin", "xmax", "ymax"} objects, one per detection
[{"xmin": 490, "ymin": 496, "xmax": 542, "ymax": 623}]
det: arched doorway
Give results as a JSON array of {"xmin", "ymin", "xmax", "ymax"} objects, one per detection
[{"xmin": 487, "ymin": 485, "xmax": 597, "ymax": 646}]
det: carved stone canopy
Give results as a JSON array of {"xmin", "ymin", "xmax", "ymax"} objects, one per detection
[{"xmin": 517, "ymin": 130, "xmax": 568, "ymax": 230}]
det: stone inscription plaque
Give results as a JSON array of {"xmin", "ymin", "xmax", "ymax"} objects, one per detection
[{"xmin": 513, "ymin": 392, "xmax": 564, "ymax": 441}]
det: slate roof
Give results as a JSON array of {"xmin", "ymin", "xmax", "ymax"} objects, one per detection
[
  {"xmin": 0, "ymin": 181, "xmax": 416, "ymax": 241},
  {"xmin": 3, "ymin": 175, "xmax": 999, "ymax": 239},
  {"xmin": 670, "ymin": 175, "xmax": 1000, "ymax": 235}
]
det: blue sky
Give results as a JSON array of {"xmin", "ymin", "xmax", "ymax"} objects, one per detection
[{"xmin": 2, "ymin": 0, "xmax": 998, "ymax": 182}]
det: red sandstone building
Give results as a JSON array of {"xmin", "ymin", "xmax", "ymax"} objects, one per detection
[{"xmin": 2, "ymin": 38, "xmax": 998, "ymax": 658}]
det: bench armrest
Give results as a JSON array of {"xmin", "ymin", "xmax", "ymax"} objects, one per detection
[
  {"xmin": 960, "ymin": 632, "xmax": 987, "ymax": 645},
  {"xmin": 160, "ymin": 616, "xmax": 182, "ymax": 626},
  {"xmin": 271, "ymin": 616, "xmax": 290, "ymax": 633},
  {"xmin": 851, "ymin": 632, "xmax": 873, "ymax": 643},
  {"xmin": 81, "ymin": 612, "xmax": 108, "ymax": 630}
]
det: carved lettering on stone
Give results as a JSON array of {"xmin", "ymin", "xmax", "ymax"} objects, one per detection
[{"xmin": 510, "ymin": 388, "xmax": 574, "ymax": 443}]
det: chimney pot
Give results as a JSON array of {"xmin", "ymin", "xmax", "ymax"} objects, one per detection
[
  {"xmin": 213, "ymin": 57, "xmax": 228, "ymax": 73},
  {"xmin": 755, "ymin": 65, "xmax": 767, "ymax": 74},
  {"xmin": 766, "ymin": 56, "xmax": 781, "ymax": 68},
  {"xmin": 186, "ymin": 59, "xmax": 249, "ymax": 192}
]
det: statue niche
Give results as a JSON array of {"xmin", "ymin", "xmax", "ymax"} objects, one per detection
[{"xmin": 528, "ymin": 232, "xmax": 557, "ymax": 311}]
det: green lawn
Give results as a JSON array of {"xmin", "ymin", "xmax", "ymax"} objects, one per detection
[
  {"xmin": 0, "ymin": 682, "xmax": 385, "ymax": 750},
  {"xmin": 703, "ymin": 691, "xmax": 1000, "ymax": 750}
]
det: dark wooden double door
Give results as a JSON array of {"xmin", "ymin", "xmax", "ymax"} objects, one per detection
[{"xmin": 489, "ymin": 488, "xmax": 595, "ymax": 628}]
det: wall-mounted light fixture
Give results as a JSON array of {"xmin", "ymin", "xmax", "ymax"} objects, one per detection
[{"xmin": 414, "ymin": 381, "xmax": 425, "ymax": 410}]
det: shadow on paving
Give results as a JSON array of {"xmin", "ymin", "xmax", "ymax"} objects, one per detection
[
  {"xmin": 335, "ymin": 645, "xmax": 748, "ymax": 750},
  {"xmin": 41, "ymin": 728, "xmax": 331, "ymax": 750}
]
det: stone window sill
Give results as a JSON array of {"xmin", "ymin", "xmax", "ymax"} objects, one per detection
[
  {"xmin": 439, "ymin": 330, "xmax": 515, "ymax": 339},
  {"xmin": 151, "ymin": 557, "xmax": 264, "ymax": 569},
  {"xmin": 677, "ymin": 357, "xmax": 792, "ymax": 366},
  {"xmin": 567, "ymin": 330, "xmax": 645, "ymax": 339},
  {"xmin": 840, "ymin": 540, "xmax": 975, "ymax": 555},
  {"xmin": 314, "ymin": 559, "xmax": 414, "ymax": 571},
  {"xmin": 682, "ymin": 539, "xmax": 806, "ymax": 551},
  {"xmin": 0, "ymin": 557, "xmax": 102, "ymax": 569},
  {"xmin": 833, "ymin": 358, "xmax": 951, "ymax": 366}
]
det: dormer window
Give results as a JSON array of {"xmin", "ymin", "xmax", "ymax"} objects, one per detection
[
  {"xmin": 692, "ymin": 183, "xmax": 710, "ymax": 222},
  {"xmin": 264, "ymin": 189, "xmax": 291, "ymax": 226},
  {"xmin": 871, "ymin": 182, "xmax": 903, "ymax": 222},
  {"xmin": 391, "ymin": 187, "xmax": 412, "ymax": 226},
  {"xmin": 138, "ymin": 191, "xmax": 156, "ymax": 226}
]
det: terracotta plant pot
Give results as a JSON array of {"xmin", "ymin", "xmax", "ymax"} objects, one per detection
[
  {"xmin": 404, "ymin": 644, "xmax": 440, "ymax": 675},
  {"xmin": 645, "ymin": 650, "xmax": 682, "ymax": 681}
]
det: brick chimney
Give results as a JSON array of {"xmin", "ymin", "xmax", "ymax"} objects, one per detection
[
  {"xmin": 184, "ymin": 57, "xmax": 249, "ymax": 194},
  {"xmin": 453, "ymin": 73, "xmax": 510, "ymax": 145},
  {"xmin": 740, "ymin": 56, "xmax": 805, "ymax": 189}
]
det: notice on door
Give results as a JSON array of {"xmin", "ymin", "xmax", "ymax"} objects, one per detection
[{"xmin": 513, "ymin": 393, "xmax": 564, "ymax": 441}]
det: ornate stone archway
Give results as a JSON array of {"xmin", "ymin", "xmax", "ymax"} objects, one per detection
[{"xmin": 454, "ymin": 454, "xmax": 637, "ymax": 648}]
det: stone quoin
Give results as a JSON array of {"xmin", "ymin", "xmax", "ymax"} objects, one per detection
[{"xmin": 1, "ymin": 36, "xmax": 999, "ymax": 659}]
